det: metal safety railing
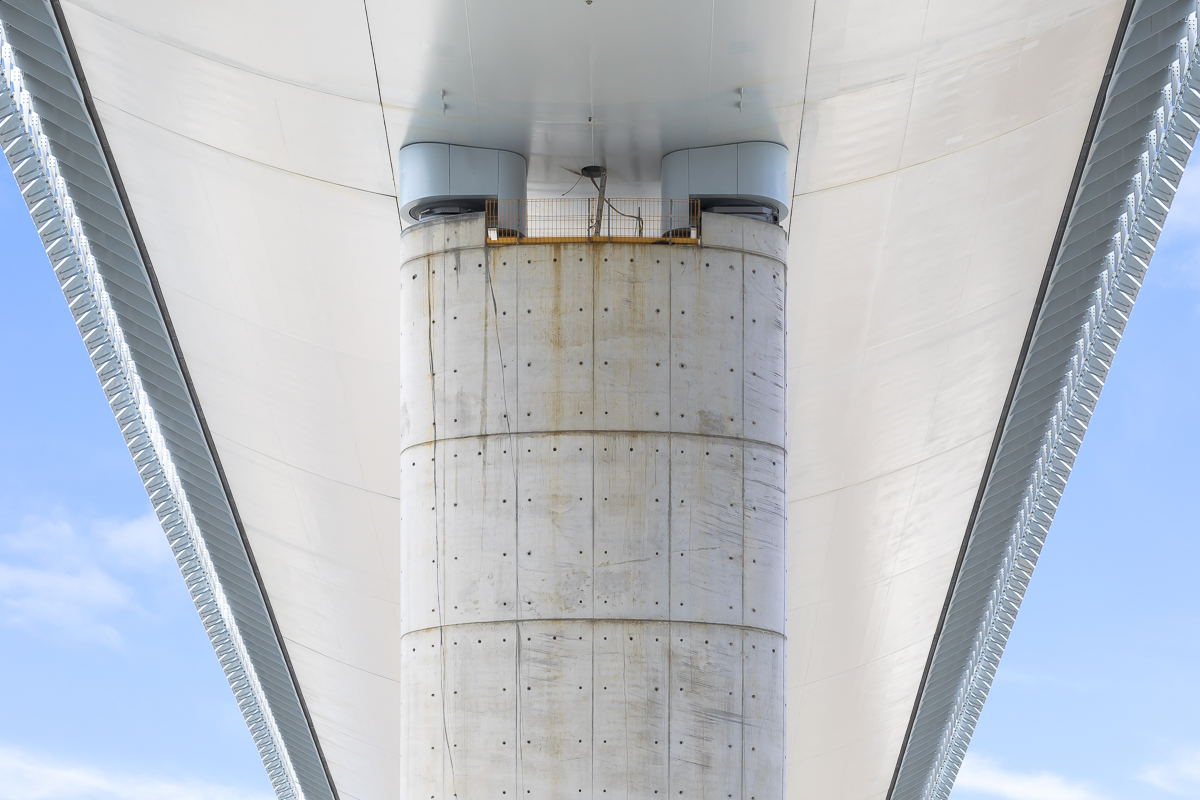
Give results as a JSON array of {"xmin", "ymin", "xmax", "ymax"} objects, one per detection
[{"xmin": 486, "ymin": 198, "xmax": 700, "ymax": 245}]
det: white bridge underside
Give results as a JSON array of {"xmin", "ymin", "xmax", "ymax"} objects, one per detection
[{"xmin": 53, "ymin": 1, "xmax": 1126, "ymax": 797}]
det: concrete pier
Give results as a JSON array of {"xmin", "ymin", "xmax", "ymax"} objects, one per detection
[{"xmin": 398, "ymin": 212, "xmax": 787, "ymax": 799}]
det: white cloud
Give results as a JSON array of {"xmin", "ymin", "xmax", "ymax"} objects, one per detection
[
  {"xmin": 956, "ymin": 755, "xmax": 1104, "ymax": 800},
  {"xmin": 0, "ymin": 746, "xmax": 272, "ymax": 800},
  {"xmin": 97, "ymin": 513, "xmax": 172, "ymax": 568},
  {"xmin": 0, "ymin": 516, "xmax": 77, "ymax": 559},
  {"xmin": 0, "ymin": 512, "xmax": 167, "ymax": 645},
  {"xmin": 1139, "ymin": 747, "xmax": 1200, "ymax": 796},
  {"xmin": 0, "ymin": 561, "xmax": 129, "ymax": 645}
]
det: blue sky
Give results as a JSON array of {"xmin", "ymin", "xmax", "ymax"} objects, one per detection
[
  {"xmin": 946, "ymin": 164, "xmax": 1200, "ymax": 798},
  {"xmin": 0, "ymin": 166, "xmax": 274, "ymax": 798},
  {"xmin": 2, "ymin": 147, "xmax": 1198, "ymax": 800}
]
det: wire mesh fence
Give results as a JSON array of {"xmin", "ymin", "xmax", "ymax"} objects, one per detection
[{"xmin": 485, "ymin": 198, "xmax": 700, "ymax": 244}]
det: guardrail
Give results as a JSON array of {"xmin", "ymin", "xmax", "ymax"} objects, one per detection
[{"xmin": 485, "ymin": 198, "xmax": 700, "ymax": 245}]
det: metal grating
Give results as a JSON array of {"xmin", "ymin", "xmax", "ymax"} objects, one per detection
[
  {"xmin": 484, "ymin": 197, "xmax": 701, "ymax": 244},
  {"xmin": 891, "ymin": 1, "xmax": 1200, "ymax": 798},
  {"xmin": 0, "ymin": 2, "xmax": 336, "ymax": 799}
]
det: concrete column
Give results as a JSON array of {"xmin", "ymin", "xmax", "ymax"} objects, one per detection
[{"xmin": 398, "ymin": 212, "xmax": 786, "ymax": 799}]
